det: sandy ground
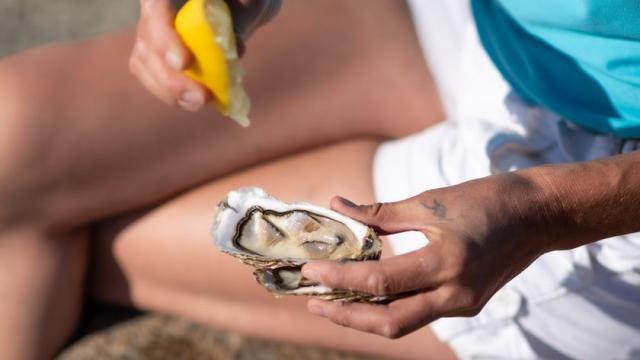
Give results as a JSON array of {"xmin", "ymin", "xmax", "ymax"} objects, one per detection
[
  {"xmin": 59, "ymin": 312, "xmax": 383, "ymax": 360},
  {"xmin": 1, "ymin": 2, "xmax": 382, "ymax": 359}
]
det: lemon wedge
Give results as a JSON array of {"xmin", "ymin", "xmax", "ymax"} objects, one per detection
[{"xmin": 175, "ymin": 0, "xmax": 251, "ymax": 126}]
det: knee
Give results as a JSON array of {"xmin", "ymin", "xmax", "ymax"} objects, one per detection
[{"xmin": 0, "ymin": 62, "xmax": 51, "ymax": 229}]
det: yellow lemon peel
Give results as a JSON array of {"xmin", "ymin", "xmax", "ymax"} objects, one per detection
[{"xmin": 175, "ymin": 0, "xmax": 251, "ymax": 126}]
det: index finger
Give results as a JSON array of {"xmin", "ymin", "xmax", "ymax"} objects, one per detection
[
  {"xmin": 139, "ymin": 0, "xmax": 191, "ymax": 70},
  {"xmin": 302, "ymin": 247, "xmax": 445, "ymax": 296}
]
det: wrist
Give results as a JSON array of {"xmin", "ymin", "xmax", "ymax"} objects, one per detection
[
  {"xmin": 486, "ymin": 169, "xmax": 564, "ymax": 254},
  {"xmin": 503, "ymin": 152, "xmax": 639, "ymax": 251},
  {"xmin": 510, "ymin": 164, "xmax": 580, "ymax": 252}
]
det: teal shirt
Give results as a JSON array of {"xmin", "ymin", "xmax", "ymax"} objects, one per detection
[{"xmin": 472, "ymin": 0, "xmax": 640, "ymax": 138}]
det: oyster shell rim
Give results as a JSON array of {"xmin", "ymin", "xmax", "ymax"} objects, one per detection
[
  {"xmin": 213, "ymin": 187, "xmax": 381, "ymax": 268},
  {"xmin": 211, "ymin": 187, "xmax": 386, "ymax": 302}
]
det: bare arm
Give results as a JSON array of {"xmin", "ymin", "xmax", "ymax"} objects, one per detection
[
  {"xmin": 302, "ymin": 151, "xmax": 640, "ymax": 338},
  {"xmin": 531, "ymin": 150, "xmax": 640, "ymax": 251}
]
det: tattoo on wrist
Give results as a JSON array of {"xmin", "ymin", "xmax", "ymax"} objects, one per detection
[{"xmin": 421, "ymin": 199, "xmax": 448, "ymax": 220}]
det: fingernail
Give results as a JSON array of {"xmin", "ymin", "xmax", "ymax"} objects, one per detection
[
  {"xmin": 308, "ymin": 301, "xmax": 326, "ymax": 317},
  {"xmin": 339, "ymin": 197, "xmax": 358, "ymax": 208},
  {"xmin": 302, "ymin": 265, "xmax": 318, "ymax": 280},
  {"xmin": 165, "ymin": 48, "xmax": 184, "ymax": 71},
  {"xmin": 135, "ymin": 40, "xmax": 147, "ymax": 54},
  {"xmin": 178, "ymin": 90, "xmax": 205, "ymax": 112}
]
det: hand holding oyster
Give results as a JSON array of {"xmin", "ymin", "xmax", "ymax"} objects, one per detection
[{"xmin": 212, "ymin": 187, "xmax": 389, "ymax": 302}]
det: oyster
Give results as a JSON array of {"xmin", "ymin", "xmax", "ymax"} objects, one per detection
[{"xmin": 212, "ymin": 187, "xmax": 386, "ymax": 302}]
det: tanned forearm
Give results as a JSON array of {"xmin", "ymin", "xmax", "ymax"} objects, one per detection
[
  {"xmin": 515, "ymin": 151, "xmax": 640, "ymax": 251},
  {"xmin": 303, "ymin": 150, "xmax": 639, "ymax": 337}
]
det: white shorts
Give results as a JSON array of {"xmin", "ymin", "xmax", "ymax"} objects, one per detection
[{"xmin": 373, "ymin": 1, "xmax": 640, "ymax": 358}]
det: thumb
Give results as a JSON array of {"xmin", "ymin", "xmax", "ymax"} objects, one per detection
[{"xmin": 330, "ymin": 196, "xmax": 426, "ymax": 235}]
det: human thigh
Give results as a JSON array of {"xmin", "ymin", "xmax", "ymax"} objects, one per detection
[
  {"xmin": 0, "ymin": 0, "xmax": 438, "ymax": 232},
  {"xmin": 89, "ymin": 139, "xmax": 455, "ymax": 360}
]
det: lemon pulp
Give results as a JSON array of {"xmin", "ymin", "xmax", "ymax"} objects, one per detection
[{"xmin": 175, "ymin": 0, "xmax": 251, "ymax": 126}]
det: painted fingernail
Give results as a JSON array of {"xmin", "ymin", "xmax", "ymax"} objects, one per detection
[
  {"xmin": 165, "ymin": 48, "xmax": 184, "ymax": 71},
  {"xmin": 178, "ymin": 90, "xmax": 205, "ymax": 112},
  {"xmin": 339, "ymin": 197, "xmax": 358, "ymax": 208}
]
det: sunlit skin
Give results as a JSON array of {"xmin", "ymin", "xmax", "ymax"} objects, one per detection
[
  {"xmin": 302, "ymin": 154, "xmax": 640, "ymax": 338},
  {"xmin": 1, "ymin": 0, "xmax": 638, "ymax": 358},
  {"xmin": 107, "ymin": 0, "xmax": 640, "ymax": 348},
  {"xmin": 0, "ymin": 1, "xmax": 446, "ymax": 359}
]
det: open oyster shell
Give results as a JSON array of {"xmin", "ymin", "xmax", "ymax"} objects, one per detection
[{"xmin": 212, "ymin": 187, "xmax": 387, "ymax": 302}]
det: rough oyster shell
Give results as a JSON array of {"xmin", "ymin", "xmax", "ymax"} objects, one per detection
[{"xmin": 212, "ymin": 187, "xmax": 386, "ymax": 302}]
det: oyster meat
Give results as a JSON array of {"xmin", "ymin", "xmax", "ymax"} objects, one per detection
[{"xmin": 212, "ymin": 187, "xmax": 386, "ymax": 302}]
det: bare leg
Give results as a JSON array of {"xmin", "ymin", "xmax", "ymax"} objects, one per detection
[
  {"xmin": 0, "ymin": 0, "xmax": 441, "ymax": 229},
  {"xmin": 90, "ymin": 139, "xmax": 455, "ymax": 360},
  {"xmin": 0, "ymin": 229, "xmax": 87, "ymax": 359},
  {"xmin": 0, "ymin": 1, "xmax": 443, "ymax": 358}
]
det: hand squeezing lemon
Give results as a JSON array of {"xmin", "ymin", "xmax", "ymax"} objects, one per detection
[{"xmin": 175, "ymin": 0, "xmax": 251, "ymax": 126}]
